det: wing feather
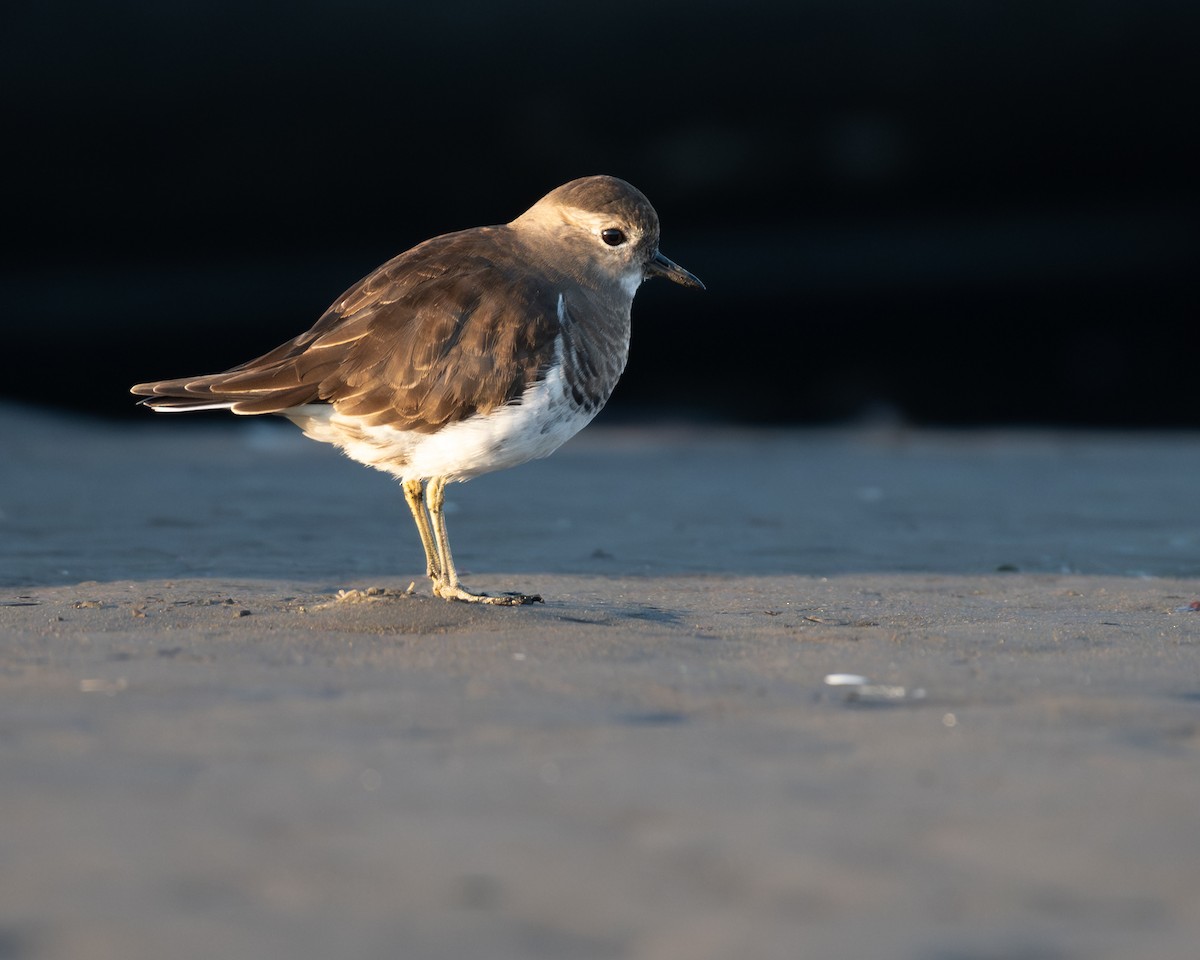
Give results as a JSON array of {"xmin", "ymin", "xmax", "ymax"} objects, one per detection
[{"xmin": 131, "ymin": 227, "xmax": 563, "ymax": 432}]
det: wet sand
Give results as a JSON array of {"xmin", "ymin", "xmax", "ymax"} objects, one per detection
[{"xmin": 2, "ymin": 406, "xmax": 1199, "ymax": 959}]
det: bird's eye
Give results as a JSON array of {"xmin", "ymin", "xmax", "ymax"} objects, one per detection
[{"xmin": 601, "ymin": 228, "xmax": 627, "ymax": 246}]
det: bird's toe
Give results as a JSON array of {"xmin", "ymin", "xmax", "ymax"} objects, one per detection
[{"xmin": 431, "ymin": 580, "xmax": 542, "ymax": 605}]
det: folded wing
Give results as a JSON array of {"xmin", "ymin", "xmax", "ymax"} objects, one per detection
[{"xmin": 131, "ymin": 228, "xmax": 562, "ymax": 433}]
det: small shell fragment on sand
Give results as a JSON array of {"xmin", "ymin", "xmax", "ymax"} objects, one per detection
[
  {"xmin": 79, "ymin": 678, "xmax": 128, "ymax": 694},
  {"xmin": 824, "ymin": 673, "xmax": 926, "ymax": 704},
  {"xmin": 824, "ymin": 673, "xmax": 868, "ymax": 686}
]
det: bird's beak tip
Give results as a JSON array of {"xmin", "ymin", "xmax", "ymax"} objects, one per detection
[{"xmin": 648, "ymin": 250, "xmax": 705, "ymax": 290}]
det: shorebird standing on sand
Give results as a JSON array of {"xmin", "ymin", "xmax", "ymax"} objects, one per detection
[{"xmin": 132, "ymin": 175, "xmax": 703, "ymax": 604}]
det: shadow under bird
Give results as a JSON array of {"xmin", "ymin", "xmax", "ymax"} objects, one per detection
[{"xmin": 131, "ymin": 175, "xmax": 703, "ymax": 604}]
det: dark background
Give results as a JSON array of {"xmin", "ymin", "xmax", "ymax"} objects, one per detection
[{"xmin": 6, "ymin": 0, "xmax": 1197, "ymax": 426}]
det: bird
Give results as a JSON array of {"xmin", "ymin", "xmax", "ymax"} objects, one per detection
[{"xmin": 131, "ymin": 175, "xmax": 703, "ymax": 604}]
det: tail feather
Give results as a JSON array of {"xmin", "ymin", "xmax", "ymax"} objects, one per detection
[{"xmin": 130, "ymin": 368, "xmax": 321, "ymax": 415}]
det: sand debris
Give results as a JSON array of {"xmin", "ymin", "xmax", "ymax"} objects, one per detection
[{"xmin": 302, "ymin": 584, "xmax": 417, "ymax": 611}]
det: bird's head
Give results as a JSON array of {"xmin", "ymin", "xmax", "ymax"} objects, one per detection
[{"xmin": 513, "ymin": 175, "xmax": 704, "ymax": 297}]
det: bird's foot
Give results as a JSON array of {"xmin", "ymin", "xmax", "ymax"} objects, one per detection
[{"xmin": 431, "ymin": 580, "xmax": 543, "ymax": 605}]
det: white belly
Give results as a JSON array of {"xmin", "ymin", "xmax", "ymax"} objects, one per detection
[{"xmin": 283, "ymin": 343, "xmax": 601, "ymax": 482}]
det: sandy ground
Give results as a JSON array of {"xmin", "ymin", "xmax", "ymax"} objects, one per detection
[{"xmin": 2, "ymin": 405, "xmax": 1200, "ymax": 960}]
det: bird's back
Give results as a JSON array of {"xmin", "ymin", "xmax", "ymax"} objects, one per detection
[{"xmin": 132, "ymin": 226, "xmax": 565, "ymax": 428}]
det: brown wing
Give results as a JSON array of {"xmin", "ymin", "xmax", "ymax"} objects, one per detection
[{"xmin": 131, "ymin": 227, "xmax": 563, "ymax": 432}]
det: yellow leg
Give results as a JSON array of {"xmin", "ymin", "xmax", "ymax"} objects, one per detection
[
  {"xmin": 425, "ymin": 477, "xmax": 459, "ymax": 589},
  {"xmin": 402, "ymin": 478, "xmax": 441, "ymax": 580},
  {"xmin": 424, "ymin": 476, "xmax": 542, "ymax": 605}
]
